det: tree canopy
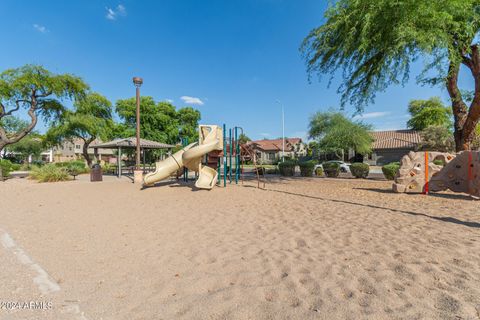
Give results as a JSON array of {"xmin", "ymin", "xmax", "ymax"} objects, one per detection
[
  {"xmin": 7, "ymin": 134, "xmax": 44, "ymax": 163},
  {"xmin": 308, "ymin": 111, "xmax": 373, "ymax": 156},
  {"xmin": 45, "ymin": 93, "xmax": 114, "ymax": 165},
  {"xmin": 301, "ymin": 0, "xmax": 480, "ymax": 151},
  {"xmin": 420, "ymin": 125, "xmax": 455, "ymax": 153},
  {"xmin": 0, "ymin": 65, "xmax": 88, "ymax": 153},
  {"xmin": 115, "ymin": 97, "xmax": 201, "ymax": 145},
  {"xmin": 0, "ymin": 116, "xmax": 28, "ymax": 139},
  {"xmin": 238, "ymin": 133, "xmax": 251, "ymax": 145},
  {"xmin": 407, "ymin": 97, "xmax": 452, "ymax": 131}
]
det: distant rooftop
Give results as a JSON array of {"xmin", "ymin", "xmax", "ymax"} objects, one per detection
[
  {"xmin": 248, "ymin": 138, "xmax": 303, "ymax": 152},
  {"xmin": 371, "ymin": 130, "xmax": 422, "ymax": 150}
]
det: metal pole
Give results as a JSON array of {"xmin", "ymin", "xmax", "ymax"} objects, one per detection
[
  {"xmin": 237, "ymin": 127, "xmax": 244, "ymax": 184},
  {"xmin": 228, "ymin": 129, "xmax": 233, "ymax": 183},
  {"xmin": 133, "ymin": 77, "xmax": 143, "ymax": 170},
  {"xmin": 223, "ymin": 124, "xmax": 227, "ymax": 187},
  {"xmin": 217, "ymin": 157, "xmax": 221, "ymax": 185},
  {"xmin": 183, "ymin": 138, "xmax": 188, "ymax": 182},
  {"xmin": 276, "ymin": 100, "xmax": 285, "ymax": 162},
  {"xmin": 135, "ymin": 87, "xmax": 141, "ymax": 169},
  {"xmin": 117, "ymin": 147, "xmax": 121, "ymax": 178},
  {"xmin": 282, "ymin": 105, "xmax": 285, "ymax": 162},
  {"xmin": 235, "ymin": 127, "xmax": 238, "ymax": 184}
]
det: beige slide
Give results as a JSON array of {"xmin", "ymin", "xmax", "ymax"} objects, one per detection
[
  {"xmin": 143, "ymin": 142, "xmax": 196, "ymax": 186},
  {"xmin": 143, "ymin": 125, "xmax": 223, "ymax": 189}
]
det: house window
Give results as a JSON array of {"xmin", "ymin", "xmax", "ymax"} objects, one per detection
[
  {"xmin": 75, "ymin": 145, "xmax": 81, "ymax": 149},
  {"xmin": 267, "ymin": 152, "xmax": 276, "ymax": 160},
  {"xmin": 69, "ymin": 147, "xmax": 72, "ymax": 151}
]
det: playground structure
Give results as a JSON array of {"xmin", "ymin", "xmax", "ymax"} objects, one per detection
[
  {"xmin": 393, "ymin": 151, "xmax": 480, "ymax": 197},
  {"xmin": 143, "ymin": 124, "xmax": 264, "ymax": 190}
]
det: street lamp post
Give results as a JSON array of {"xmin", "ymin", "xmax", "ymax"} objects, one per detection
[
  {"xmin": 276, "ymin": 100, "xmax": 285, "ymax": 162},
  {"xmin": 133, "ymin": 77, "xmax": 143, "ymax": 184},
  {"xmin": 133, "ymin": 77, "xmax": 143, "ymax": 169}
]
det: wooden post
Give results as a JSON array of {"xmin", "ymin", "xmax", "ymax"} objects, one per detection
[
  {"xmin": 468, "ymin": 151, "xmax": 473, "ymax": 195},
  {"xmin": 424, "ymin": 152, "xmax": 429, "ymax": 195},
  {"xmin": 117, "ymin": 147, "xmax": 122, "ymax": 178}
]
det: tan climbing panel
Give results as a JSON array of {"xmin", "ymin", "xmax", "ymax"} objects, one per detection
[{"xmin": 392, "ymin": 151, "xmax": 480, "ymax": 197}]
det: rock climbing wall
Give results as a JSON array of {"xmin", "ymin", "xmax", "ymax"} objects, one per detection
[{"xmin": 392, "ymin": 151, "xmax": 480, "ymax": 197}]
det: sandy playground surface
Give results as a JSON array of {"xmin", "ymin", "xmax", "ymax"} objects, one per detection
[{"xmin": 1, "ymin": 175, "xmax": 480, "ymax": 320}]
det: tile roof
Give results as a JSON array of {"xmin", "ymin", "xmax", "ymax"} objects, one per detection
[
  {"xmin": 91, "ymin": 137, "xmax": 175, "ymax": 149},
  {"xmin": 371, "ymin": 130, "xmax": 422, "ymax": 150},
  {"xmin": 248, "ymin": 138, "xmax": 302, "ymax": 152}
]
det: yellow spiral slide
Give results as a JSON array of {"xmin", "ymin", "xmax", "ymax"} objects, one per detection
[{"xmin": 143, "ymin": 125, "xmax": 223, "ymax": 189}]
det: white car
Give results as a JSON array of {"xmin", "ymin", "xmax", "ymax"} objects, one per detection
[{"xmin": 315, "ymin": 161, "xmax": 350, "ymax": 173}]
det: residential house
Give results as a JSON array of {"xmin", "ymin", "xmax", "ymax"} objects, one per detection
[
  {"xmin": 248, "ymin": 138, "xmax": 307, "ymax": 164},
  {"xmin": 51, "ymin": 138, "xmax": 115, "ymax": 163},
  {"xmin": 365, "ymin": 130, "xmax": 422, "ymax": 165}
]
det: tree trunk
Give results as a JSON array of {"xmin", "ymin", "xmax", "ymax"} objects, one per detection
[
  {"xmin": 0, "ymin": 143, "xmax": 5, "ymax": 181},
  {"xmin": 82, "ymin": 137, "xmax": 95, "ymax": 167},
  {"xmin": 0, "ymin": 98, "xmax": 38, "ymax": 154},
  {"xmin": 446, "ymin": 61, "xmax": 470, "ymax": 151},
  {"xmin": 83, "ymin": 144, "xmax": 91, "ymax": 167},
  {"xmin": 449, "ymin": 45, "xmax": 480, "ymax": 151}
]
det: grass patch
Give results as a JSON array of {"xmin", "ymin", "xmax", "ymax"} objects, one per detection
[{"xmin": 30, "ymin": 164, "xmax": 71, "ymax": 182}]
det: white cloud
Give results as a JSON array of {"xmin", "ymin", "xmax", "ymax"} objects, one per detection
[
  {"xmin": 33, "ymin": 24, "xmax": 47, "ymax": 33},
  {"xmin": 353, "ymin": 111, "xmax": 390, "ymax": 119},
  {"xmin": 106, "ymin": 4, "xmax": 127, "ymax": 20},
  {"xmin": 117, "ymin": 4, "xmax": 126, "ymax": 15},
  {"xmin": 180, "ymin": 96, "xmax": 204, "ymax": 105},
  {"xmin": 165, "ymin": 99, "xmax": 174, "ymax": 103}
]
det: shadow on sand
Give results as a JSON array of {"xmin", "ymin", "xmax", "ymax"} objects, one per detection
[
  {"xmin": 354, "ymin": 187, "xmax": 475, "ymax": 201},
  {"xmin": 254, "ymin": 186, "xmax": 480, "ymax": 229}
]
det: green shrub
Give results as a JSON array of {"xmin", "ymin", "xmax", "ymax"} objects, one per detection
[
  {"xmin": 433, "ymin": 159, "xmax": 445, "ymax": 166},
  {"xmin": 265, "ymin": 167, "xmax": 278, "ymax": 174},
  {"xmin": 322, "ymin": 162, "xmax": 340, "ymax": 178},
  {"xmin": 278, "ymin": 160, "xmax": 296, "ymax": 176},
  {"xmin": 30, "ymin": 164, "xmax": 71, "ymax": 182},
  {"xmin": 382, "ymin": 162, "xmax": 400, "ymax": 180},
  {"xmin": 299, "ymin": 160, "xmax": 316, "ymax": 177},
  {"xmin": 315, "ymin": 166, "xmax": 324, "ymax": 176},
  {"xmin": 101, "ymin": 162, "xmax": 115, "ymax": 173},
  {"xmin": 31, "ymin": 160, "xmax": 45, "ymax": 166},
  {"xmin": 20, "ymin": 163, "xmax": 32, "ymax": 171},
  {"xmin": 55, "ymin": 160, "xmax": 88, "ymax": 174},
  {"xmin": 0, "ymin": 159, "xmax": 14, "ymax": 178},
  {"xmin": 10, "ymin": 163, "xmax": 21, "ymax": 171},
  {"xmin": 350, "ymin": 162, "xmax": 369, "ymax": 178}
]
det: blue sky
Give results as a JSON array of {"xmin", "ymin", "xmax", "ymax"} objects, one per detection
[{"xmin": 0, "ymin": 0, "xmax": 474, "ymax": 141}]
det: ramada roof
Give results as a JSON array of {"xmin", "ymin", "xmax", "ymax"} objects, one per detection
[
  {"xmin": 371, "ymin": 130, "xmax": 422, "ymax": 150},
  {"xmin": 248, "ymin": 138, "xmax": 302, "ymax": 152},
  {"xmin": 91, "ymin": 137, "xmax": 175, "ymax": 149}
]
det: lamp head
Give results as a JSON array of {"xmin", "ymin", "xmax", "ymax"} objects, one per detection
[{"xmin": 132, "ymin": 77, "xmax": 143, "ymax": 88}]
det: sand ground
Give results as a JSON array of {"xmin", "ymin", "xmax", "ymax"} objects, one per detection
[{"xmin": 1, "ymin": 175, "xmax": 479, "ymax": 320}]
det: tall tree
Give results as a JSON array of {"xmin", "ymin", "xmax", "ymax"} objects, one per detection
[
  {"xmin": 0, "ymin": 65, "xmax": 88, "ymax": 153},
  {"xmin": 45, "ymin": 93, "xmax": 114, "ymax": 166},
  {"xmin": 407, "ymin": 97, "xmax": 452, "ymax": 131},
  {"xmin": 177, "ymin": 107, "xmax": 201, "ymax": 143},
  {"xmin": 7, "ymin": 134, "xmax": 44, "ymax": 163},
  {"xmin": 115, "ymin": 97, "xmax": 201, "ymax": 145},
  {"xmin": 308, "ymin": 111, "xmax": 373, "ymax": 158},
  {"xmin": 301, "ymin": 0, "xmax": 480, "ymax": 151},
  {"xmin": 238, "ymin": 133, "xmax": 251, "ymax": 145}
]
